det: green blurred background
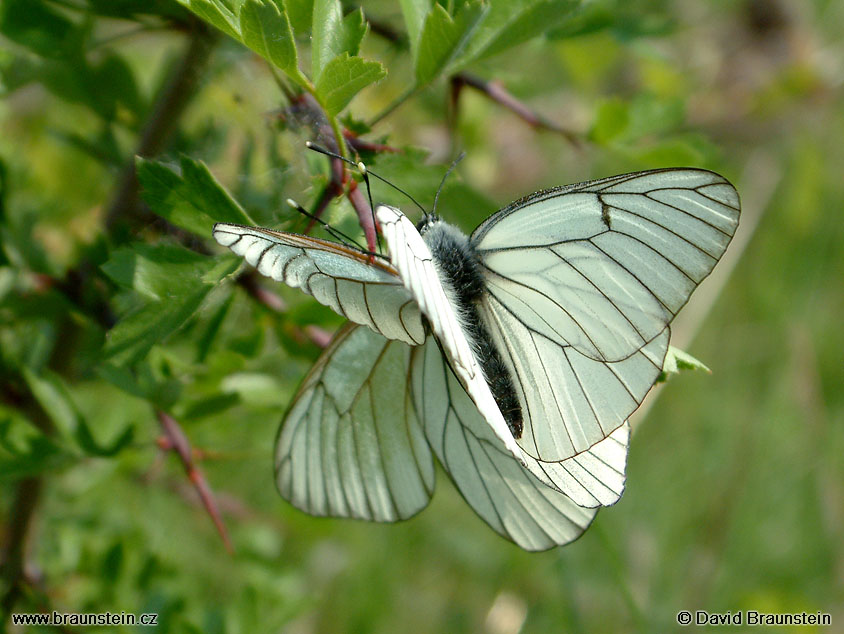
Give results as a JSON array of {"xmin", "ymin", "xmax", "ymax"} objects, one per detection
[{"xmin": 1, "ymin": 0, "xmax": 842, "ymax": 632}]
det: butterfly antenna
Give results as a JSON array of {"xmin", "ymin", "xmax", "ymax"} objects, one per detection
[
  {"xmin": 433, "ymin": 151, "xmax": 465, "ymax": 218},
  {"xmin": 286, "ymin": 199, "xmax": 379, "ymax": 257},
  {"xmin": 306, "ymin": 142, "xmax": 429, "ymax": 216}
]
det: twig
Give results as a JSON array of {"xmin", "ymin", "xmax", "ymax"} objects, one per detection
[
  {"xmin": 155, "ymin": 411, "xmax": 234, "ymax": 554},
  {"xmin": 365, "ymin": 14, "xmax": 406, "ymax": 46},
  {"xmin": 0, "ymin": 381, "xmax": 55, "ymax": 618},
  {"xmin": 105, "ymin": 18, "xmax": 218, "ymax": 233},
  {"xmin": 450, "ymin": 73, "xmax": 582, "ymax": 148},
  {"xmin": 235, "ymin": 271, "xmax": 331, "ymax": 349},
  {"xmin": 343, "ymin": 132, "xmax": 401, "ymax": 155},
  {"xmin": 347, "ymin": 178, "xmax": 378, "ymax": 254},
  {"xmin": 237, "ymin": 270, "xmax": 287, "ymax": 313},
  {"xmin": 1, "ymin": 478, "xmax": 43, "ymax": 618}
]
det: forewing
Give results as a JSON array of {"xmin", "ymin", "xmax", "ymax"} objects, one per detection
[
  {"xmin": 472, "ymin": 169, "xmax": 740, "ymax": 362},
  {"xmin": 411, "ymin": 337, "xmax": 630, "ymax": 551},
  {"xmin": 275, "ymin": 324, "xmax": 435, "ymax": 522},
  {"xmin": 375, "ymin": 206, "xmax": 524, "ymax": 463},
  {"xmin": 214, "ymin": 223, "xmax": 425, "ymax": 345}
]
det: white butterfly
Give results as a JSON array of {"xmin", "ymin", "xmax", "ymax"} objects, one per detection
[{"xmin": 213, "ymin": 168, "xmax": 740, "ymax": 550}]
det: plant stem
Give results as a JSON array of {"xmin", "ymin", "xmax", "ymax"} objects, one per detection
[
  {"xmin": 1, "ymin": 478, "xmax": 43, "ymax": 619},
  {"xmin": 0, "ymin": 382, "xmax": 55, "ymax": 619},
  {"xmin": 105, "ymin": 18, "xmax": 218, "ymax": 235}
]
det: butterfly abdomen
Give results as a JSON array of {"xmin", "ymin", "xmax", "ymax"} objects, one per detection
[{"xmin": 422, "ymin": 220, "xmax": 523, "ymax": 438}]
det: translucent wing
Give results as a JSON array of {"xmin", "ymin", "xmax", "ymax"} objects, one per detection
[
  {"xmin": 375, "ymin": 206, "xmax": 524, "ymax": 463},
  {"xmin": 410, "ymin": 337, "xmax": 626, "ymax": 551},
  {"xmin": 275, "ymin": 324, "xmax": 435, "ymax": 521},
  {"xmin": 213, "ymin": 223, "xmax": 425, "ymax": 346},
  {"xmin": 473, "ymin": 169, "xmax": 740, "ymax": 361},
  {"xmin": 472, "ymin": 169, "xmax": 739, "ymax": 461}
]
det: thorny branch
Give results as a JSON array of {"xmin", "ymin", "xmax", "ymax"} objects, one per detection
[
  {"xmin": 2, "ymin": 18, "xmax": 222, "ymax": 616},
  {"xmin": 156, "ymin": 412, "xmax": 234, "ymax": 554},
  {"xmin": 450, "ymin": 73, "xmax": 582, "ymax": 148},
  {"xmin": 105, "ymin": 18, "xmax": 218, "ymax": 234}
]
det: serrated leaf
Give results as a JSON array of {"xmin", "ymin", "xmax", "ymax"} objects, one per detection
[
  {"xmin": 415, "ymin": 2, "xmax": 486, "ymax": 86},
  {"xmin": 103, "ymin": 253, "xmax": 239, "ymax": 367},
  {"xmin": 449, "ymin": 0, "xmax": 580, "ymax": 72},
  {"xmin": 663, "ymin": 346, "xmax": 711, "ymax": 375},
  {"xmin": 310, "ymin": 2, "xmax": 369, "ymax": 80},
  {"xmin": 398, "ymin": 0, "xmax": 431, "ymax": 60},
  {"xmin": 239, "ymin": 0, "xmax": 304, "ymax": 83},
  {"xmin": 21, "ymin": 368, "xmax": 135, "ymax": 457},
  {"xmin": 104, "ymin": 288, "xmax": 209, "ymax": 366},
  {"xmin": 96, "ymin": 359, "xmax": 182, "ymax": 407},
  {"xmin": 176, "ymin": 0, "xmax": 239, "ymax": 39},
  {"xmin": 136, "ymin": 156, "xmax": 253, "ymax": 236},
  {"xmin": 315, "ymin": 54, "xmax": 385, "ymax": 115},
  {"xmin": 338, "ymin": 8, "xmax": 368, "ymax": 58},
  {"xmin": 311, "ymin": 0, "xmax": 342, "ymax": 80},
  {"xmin": 101, "ymin": 243, "xmax": 237, "ymax": 301}
]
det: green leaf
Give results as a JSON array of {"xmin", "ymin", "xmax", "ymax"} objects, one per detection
[
  {"xmin": 96, "ymin": 359, "xmax": 182, "ymax": 407},
  {"xmin": 196, "ymin": 291, "xmax": 234, "ymax": 363},
  {"xmin": 96, "ymin": 363, "xmax": 149, "ymax": 400},
  {"xmin": 175, "ymin": 0, "xmax": 239, "ymax": 39},
  {"xmin": 415, "ymin": 2, "xmax": 487, "ymax": 86},
  {"xmin": 546, "ymin": 2, "xmax": 615, "ymax": 39},
  {"xmin": 239, "ymin": 0, "xmax": 304, "ymax": 83},
  {"xmin": 657, "ymin": 346, "xmax": 711, "ymax": 383},
  {"xmin": 74, "ymin": 418, "xmax": 135, "ymax": 457},
  {"xmin": 398, "ymin": 0, "xmax": 431, "ymax": 60},
  {"xmin": 339, "ymin": 8, "xmax": 368, "ymax": 58},
  {"xmin": 0, "ymin": 0, "xmax": 78, "ymax": 59},
  {"xmin": 315, "ymin": 54, "xmax": 385, "ymax": 115},
  {"xmin": 21, "ymin": 368, "xmax": 134, "ymax": 457},
  {"xmin": 312, "ymin": 2, "xmax": 368, "ymax": 80},
  {"xmin": 176, "ymin": 392, "xmax": 241, "ymax": 421},
  {"xmin": 311, "ymin": 0, "xmax": 342, "ymax": 80},
  {"xmin": 21, "ymin": 367, "xmax": 77, "ymax": 436},
  {"xmin": 136, "ymin": 156, "xmax": 254, "ymax": 236},
  {"xmin": 0, "ymin": 418, "xmax": 74, "ymax": 480},
  {"xmin": 104, "ymin": 288, "xmax": 209, "ymax": 367},
  {"xmin": 449, "ymin": 0, "xmax": 580, "ymax": 71},
  {"xmin": 103, "ymin": 251, "xmax": 239, "ymax": 367},
  {"xmin": 101, "ymin": 243, "xmax": 235, "ymax": 301},
  {"xmin": 285, "ymin": 0, "xmax": 314, "ymax": 35}
]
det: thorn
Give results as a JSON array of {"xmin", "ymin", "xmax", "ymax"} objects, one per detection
[{"xmin": 155, "ymin": 411, "xmax": 234, "ymax": 554}]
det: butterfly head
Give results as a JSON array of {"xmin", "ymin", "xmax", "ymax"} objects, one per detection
[{"xmin": 415, "ymin": 213, "xmax": 442, "ymax": 236}]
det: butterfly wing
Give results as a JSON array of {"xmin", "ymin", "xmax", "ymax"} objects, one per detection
[
  {"xmin": 472, "ymin": 169, "xmax": 740, "ymax": 461},
  {"xmin": 375, "ymin": 206, "xmax": 525, "ymax": 463},
  {"xmin": 213, "ymin": 223, "xmax": 425, "ymax": 346},
  {"xmin": 275, "ymin": 323, "xmax": 435, "ymax": 521},
  {"xmin": 410, "ymin": 336, "xmax": 630, "ymax": 550}
]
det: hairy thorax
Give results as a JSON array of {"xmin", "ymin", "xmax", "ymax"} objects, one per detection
[{"xmin": 420, "ymin": 217, "xmax": 523, "ymax": 438}]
